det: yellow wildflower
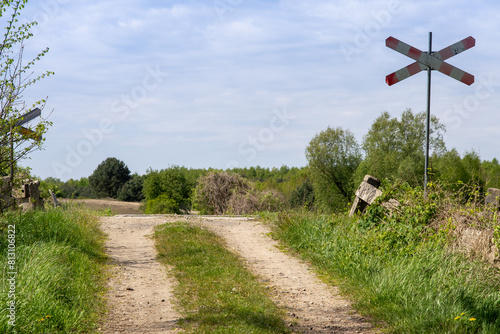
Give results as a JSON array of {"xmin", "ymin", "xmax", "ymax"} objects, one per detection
[
  {"xmin": 454, "ymin": 316, "xmax": 461, "ymax": 320},
  {"xmin": 469, "ymin": 318, "xmax": 476, "ymax": 321}
]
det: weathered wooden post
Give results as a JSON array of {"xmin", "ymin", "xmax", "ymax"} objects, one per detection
[
  {"xmin": 349, "ymin": 175, "xmax": 382, "ymax": 217},
  {"xmin": 49, "ymin": 189, "xmax": 61, "ymax": 208}
]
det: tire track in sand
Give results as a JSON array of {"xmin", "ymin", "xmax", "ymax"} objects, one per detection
[{"xmin": 198, "ymin": 217, "xmax": 379, "ymax": 334}]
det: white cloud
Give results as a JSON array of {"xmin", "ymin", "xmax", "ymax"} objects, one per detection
[{"xmin": 14, "ymin": 0, "xmax": 500, "ymax": 180}]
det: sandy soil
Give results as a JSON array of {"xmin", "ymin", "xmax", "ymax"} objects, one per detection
[
  {"xmin": 198, "ymin": 217, "xmax": 378, "ymax": 334},
  {"xmin": 99, "ymin": 216, "xmax": 184, "ymax": 334},
  {"xmin": 61, "ymin": 198, "xmax": 142, "ymax": 215},
  {"xmin": 97, "ymin": 212, "xmax": 378, "ymax": 334}
]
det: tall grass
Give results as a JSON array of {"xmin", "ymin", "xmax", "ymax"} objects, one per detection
[
  {"xmin": 155, "ymin": 223, "xmax": 290, "ymax": 334},
  {"xmin": 0, "ymin": 208, "xmax": 107, "ymax": 333},
  {"xmin": 266, "ymin": 212, "xmax": 500, "ymax": 333}
]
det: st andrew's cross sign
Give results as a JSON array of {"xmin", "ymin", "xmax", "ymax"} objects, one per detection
[
  {"xmin": 386, "ymin": 35, "xmax": 475, "ymax": 86},
  {"xmin": 385, "ymin": 33, "xmax": 475, "ymax": 194}
]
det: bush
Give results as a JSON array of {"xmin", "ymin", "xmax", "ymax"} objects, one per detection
[
  {"xmin": 144, "ymin": 194, "xmax": 180, "ymax": 214},
  {"xmin": 193, "ymin": 171, "xmax": 251, "ymax": 215},
  {"xmin": 193, "ymin": 171, "xmax": 285, "ymax": 215},
  {"xmin": 143, "ymin": 166, "xmax": 192, "ymax": 212}
]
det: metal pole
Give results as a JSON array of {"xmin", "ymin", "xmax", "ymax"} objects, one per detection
[{"xmin": 424, "ymin": 32, "xmax": 432, "ymax": 196}]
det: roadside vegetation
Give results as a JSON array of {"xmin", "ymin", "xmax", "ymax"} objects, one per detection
[
  {"xmin": 264, "ymin": 183, "xmax": 500, "ymax": 333},
  {"xmin": 0, "ymin": 208, "xmax": 107, "ymax": 333},
  {"xmin": 31, "ymin": 108, "xmax": 500, "ymax": 332},
  {"xmin": 154, "ymin": 223, "xmax": 290, "ymax": 333}
]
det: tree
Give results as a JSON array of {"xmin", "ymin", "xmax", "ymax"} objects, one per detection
[
  {"xmin": 431, "ymin": 149, "xmax": 469, "ymax": 191},
  {"xmin": 356, "ymin": 109, "xmax": 446, "ymax": 187},
  {"xmin": 118, "ymin": 174, "xmax": 144, "ymax": 202},
  {"xmin": 0, "ymin": 1, "xmax": 53, "ymax": 181},
  {"xmin": 482, "ymin": 158, "xmax": 500, "ymax": 189},
  {"xmin": 89, "ymin": 157, "xmax": 131, "ymax": 198},
  {"xmin": 305, "ymin": 126, "xmax": 362, "ymax": 212}
]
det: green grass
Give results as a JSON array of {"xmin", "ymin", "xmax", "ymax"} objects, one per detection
[
  {"xmin": 0, "ymin": 208, "xmax": 107, "ymax": 334},
  {"xmin": 265, "ymin": 212, "xmax": 500, "ymax": 334},
  {"xmin": 154, "ymin": 223, "xmax": 290, "ymax": 334}
]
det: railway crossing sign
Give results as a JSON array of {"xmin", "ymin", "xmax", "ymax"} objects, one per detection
[
  {"xmin": 386, "ymin": 36, "xmax": 475, "ymax": 86},
  {"xmin": 385, "ymin": 33, "xmax": 475, "ymax": 194}
]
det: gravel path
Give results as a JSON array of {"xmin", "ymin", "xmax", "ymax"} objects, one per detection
[{"xmin": 99, "ymin": 215, "xmax": 378, "ymax": 333}]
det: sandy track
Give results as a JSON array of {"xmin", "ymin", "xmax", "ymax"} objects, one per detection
[
  {"xmin": 99, "ymin": 216, "xmax": 184, "ymax": 334},
  {"xmin": 198, "ymin": 218, "xmax": 377, "ymax": 334},
  {"xmin": 99, "ymin": 215, "xmax": 378, "ymax": 333}
]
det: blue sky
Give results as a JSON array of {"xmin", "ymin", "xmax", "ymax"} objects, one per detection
[{"xmin": 16, "ymin": 0, "xmax": 500, "ymax": 180}]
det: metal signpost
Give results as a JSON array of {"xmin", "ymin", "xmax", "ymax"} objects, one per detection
[{"xmin": 385, "ymin": 33, "xmax": 475, "ymax": 194}]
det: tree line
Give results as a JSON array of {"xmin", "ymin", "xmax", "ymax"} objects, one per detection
[{"xmin": 39, "ymin": 108, "xmax": 500, "ymax": 214}]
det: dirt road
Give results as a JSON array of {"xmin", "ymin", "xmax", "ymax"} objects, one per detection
[
  {"xmin": 99, "ymin": 216, "xmax": 183, "ymax": 334},
  {"xmin": 99, "ymin": 214, "xmax": 377, "ymax": 333}
]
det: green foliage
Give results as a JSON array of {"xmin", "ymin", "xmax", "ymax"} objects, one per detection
[
  {"xmin": 144, "ymin": 194, "xmax": 179, "ymax": 214},
  {"xmin": 431, "ymin": 149, "xmax": 470, "ymax": 191},
  {"xmin": 232, "ymin": 166, "xmax": 308, "ymax": 207},
  {"xmin": 155, "ymin": 223, "xmax": 290, "ymax": 333},
  {"xmin": 89, "ymin": 157, "xmax": 131, "ymax": 198},
  {"xmin": 359, "ymin": 183, "xmax": 438, "ymax": 255},
  {"xmin": 482, "ymin": 158, "xmax": 500, "ymax": 189},
  {"xmin": 356, "ymin": 109, "xmax": 446, "ymax": 187},
  {"xmin": 268, "ymin": 208, "xmax": 500, "ymax": 334},
  {"xmin": 40, "ymin": 177, "xmax": 96, "ymax": 199},
  {"xmin": 117, "ymin": 174, "xmax": 144, "ymax": 202},
  {"xmin": 306, "ymin": 126, "xmax": 361, "ymax": 213},
  {"xmin": 0, "ymin": 208, "xmax": 107, "ymax": 333},
  {"xmin": 0, "ymin": 0, "xmax": 54, "ymax": 178},
  {"xmin": 289, "ymin": 179, "xmax": 315, "ymax": 210},
  {"xmin": 143, "ymin": 166, "xmax": 193, "ymax": 212}
]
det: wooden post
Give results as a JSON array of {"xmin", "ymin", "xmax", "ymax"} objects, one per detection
[
  {"xmin": 49, "ymin": 189, "xmax": 60, "ymax": 208},
  {"xmin": 349, "ymin": 175, "xmax": 382, "ymax": 217}
]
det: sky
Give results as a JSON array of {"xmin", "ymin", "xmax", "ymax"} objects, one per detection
[{"xmin": 13, "ymin": 0, "xmax": 500, "ymax": 180}]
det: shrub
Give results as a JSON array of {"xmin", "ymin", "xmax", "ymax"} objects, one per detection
[
  {"xmin": 144, "ymin": 194, "xmax": 180, "ymax": 214},
  {"xmin": 143, "ymin": 166, "xmax": 192, "ymax": 212},
  {"xmin": 193, "ymin": 171, "xmax": 285, "ymax": 215},
  {"xmin": 193, "ymin": 171, "xmax": 250, "ymax": 215}
]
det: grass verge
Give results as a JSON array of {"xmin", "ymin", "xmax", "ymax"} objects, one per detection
[
  {"xmin": 265, "ymin": 211, "xmax": 500, "ymax": 334},
  {"xmin": 0, "ymin": 208, "xmax": 107, "ymax": 333},
  {"xmin": 154, "ymin": 222, "xmax": 290, "ymax": 334}
]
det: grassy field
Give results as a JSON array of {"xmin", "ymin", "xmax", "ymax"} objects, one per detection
[
  {"xmin": 154, "ymin": 223, "xmax": 290, "ymax": 334},
  {"xmin": 0, "ymin": 208, "xmax": 107, "ymax": 334},
  {"xmin": 265, "ymin": 211, "xmax": 500, "ymax": 334}
]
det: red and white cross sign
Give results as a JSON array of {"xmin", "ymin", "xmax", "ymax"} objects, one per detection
[{"xmin": 385, "ymin": 36, "xmax": 475, "ymax": 86}]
